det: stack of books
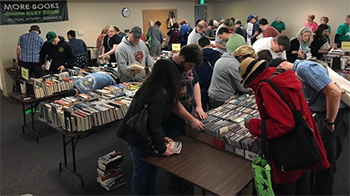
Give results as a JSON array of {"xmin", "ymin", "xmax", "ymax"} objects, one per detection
[
  {"xmin": 97, "ymin": 150, "xmax": 126, "ymax": 191},
  {"xmin": 198, "ymin": 94, "xmax": 261, "ymax": 161},
  {"xmin": 38, "ymin": 82, "xmax": 139, "ymax": 132}
]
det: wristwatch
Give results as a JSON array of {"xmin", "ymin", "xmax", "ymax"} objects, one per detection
[{"xmin": 324, "ymin": 118, "xmax": 335, "ymax": 125}]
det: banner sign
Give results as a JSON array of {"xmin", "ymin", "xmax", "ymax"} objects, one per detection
[{"xmin": 1, "ymin": 1, "xmax": 68, "ymax": 25}]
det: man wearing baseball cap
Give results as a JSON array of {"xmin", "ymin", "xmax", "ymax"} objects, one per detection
[
  {"xmin": 39, "ymin": 31, "xmax": 74, "ymax": 73},
  {"xmin": 16, "ymin": 25, "xmax": 44, "ymax": 78},
  {"xmin": 115, "ymin": 26, "xmax": 153, "ymax": 82},
  {"xmin": 247, "ymin": 14, "xmax": 261, "ymax": 44}
]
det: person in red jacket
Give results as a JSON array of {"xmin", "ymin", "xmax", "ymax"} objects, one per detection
[{"xmin": 238, "ymin": 57, "xmax": 330, "ymax": 195}]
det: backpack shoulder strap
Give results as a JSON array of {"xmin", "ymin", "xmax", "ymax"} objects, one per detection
[{"xmin": 260, "ymin": 79, "xmax": 289, "ymax": 109}]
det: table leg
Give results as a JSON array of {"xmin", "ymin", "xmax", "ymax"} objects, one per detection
[
  {"xmin": 72, "ymin": 136, "xmax": 76, "ymax": 172},
  {"xmin": 30, "ymin": 103, "xmax": 39, "ymax": 143},
  {"xmin": 59, "ymin": 135, "xmax": 84, "ymax": 187},
  {"xmin": 22, "ymin": 103, "xmax": 26, "ymax": 134}
]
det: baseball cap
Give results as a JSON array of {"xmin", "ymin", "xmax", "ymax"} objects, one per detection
[
  {"xmin": 130, "ymin": 26, "xmax": 142, "ymax": 38},
  {"xmin": 29, "ymin": 25, "xmax": 41, "ymax": 34},
  {"xmin": 46, "ymin": 31, "xmax": 57, "ymax": 43},
  {"xmin": 247, "ymin": 14, "xmax": 255, "ymax": 22}
]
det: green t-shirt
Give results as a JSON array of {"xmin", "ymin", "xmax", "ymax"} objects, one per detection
[
  {"xmin": 226, "ymin": 34, "xmax": 246, "ymax": 53},
  {"xmin": 271, "ymin": 21, "xmax": 286, "ymax": 33},
  {"xmin": 336, "ymin": 22, "xmax": 350, "ymax": 41}
]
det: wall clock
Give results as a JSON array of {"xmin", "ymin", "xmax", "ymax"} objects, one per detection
[{"xmin": 122, "ymin": 7, "xmax": 130, "ymax": 18}]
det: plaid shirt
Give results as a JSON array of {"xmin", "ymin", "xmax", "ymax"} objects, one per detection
[{"xmin": 17, "ymin": 31, "xmax": 44, "ymax": 63}]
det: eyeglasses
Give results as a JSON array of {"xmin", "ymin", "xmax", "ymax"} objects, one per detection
[{"xmin": 274, "ymin": 41, "xmax": 284, "ymax": 52}]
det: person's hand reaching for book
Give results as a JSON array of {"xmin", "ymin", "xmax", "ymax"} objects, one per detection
[
  {"xmin": 194, "ymin": 106, "xmax": 207, "ymax": 120},
  {"xmin": 189, "ymin": 118, "xmax": 205, "ymax": 131},
  {"xmin": 162, "ymin": 145, "xmax": 174, "ymax": 157},
  {"xmin": 58, "ymin": 65, "xmax": 65, "ymax": 72},
  {"xmin": 164, "ymin": 137, "xmax": 173, "ymax": 143}
]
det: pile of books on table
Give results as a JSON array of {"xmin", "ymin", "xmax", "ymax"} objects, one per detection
[
  {"xmin": 97, "ymin": 150, "xmax": 126, "ymax": 191},
  {"xmin": 21, "ymin": 72, "xmax": 75, "ymax": 99},
  {"xmin": 38, "ymin": 82, "xmax": 140, "ymax": 132},
  {"xmin": 199, "ymin": 94, "xmax": 261, "ymax": 160}
]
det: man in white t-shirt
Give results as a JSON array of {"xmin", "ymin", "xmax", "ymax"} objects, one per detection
[
  {"xmin": 253, "ymin": 34, "xmax": 290, "ymax": 59},
  {"xmin": 187, "ymin": 20, "xmax": 208, "ymax": 45}
]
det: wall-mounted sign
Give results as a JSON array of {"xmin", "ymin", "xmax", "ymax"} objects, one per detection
[{"xmin": 1, "ymin": 1, "xmax": 68, "ymax": 25}]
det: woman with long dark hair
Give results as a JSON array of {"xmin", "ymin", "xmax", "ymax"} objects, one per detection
[
  {"xmin": 311, "ymin": 24, "xmax": 331, "ymax": 59},
  {"xmin": 116, "ymin": 59, "xmax": 181, "ymax": 195}
]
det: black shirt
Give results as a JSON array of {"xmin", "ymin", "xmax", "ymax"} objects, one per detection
[
  {"xmin": 103, "ymin": 34, "xmax": 121, "ymax": 62},
  {"xmin": 163, "ymin": 58, "xmax": 199, "ymax": 139}
]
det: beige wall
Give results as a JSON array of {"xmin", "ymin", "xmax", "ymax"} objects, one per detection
[
  {"xmin": 0, "ymin": 1, "xmax": 197, "ymax": 96},
  {"xmin": 211, "ymin": 0, "xmax": 349, "ymax": 40},
  {"xmin": 1, "ymin": 0, "xmax": 349, "ymax": 96}
]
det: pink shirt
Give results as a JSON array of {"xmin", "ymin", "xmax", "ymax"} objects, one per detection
[{"xmin": 304, "ymin": 21, "xmax": 318, "ymax": 32}]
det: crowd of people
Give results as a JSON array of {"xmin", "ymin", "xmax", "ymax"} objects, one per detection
[{"xmin": 15, "ymin": 13, "xmax": 350, "ymax": 195}]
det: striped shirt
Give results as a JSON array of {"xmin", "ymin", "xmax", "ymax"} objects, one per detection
[{"xmin": 17, "ymin": 31, "xmax": 44, "ymax": 63}]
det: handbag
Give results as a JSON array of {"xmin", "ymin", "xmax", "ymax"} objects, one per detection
[
  {"xmin": 252, "ymin": 119, "xmax": 275, "ymax": 196},
  {"xmin": 260, "ymin": 79, "xmax": 321, "ymax": 172},
  {"xmin": 126, "ymin": 101, "xmax": 151, "ymax": 145}
]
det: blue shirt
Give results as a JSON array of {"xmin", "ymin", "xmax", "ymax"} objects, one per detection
[
  {"xmin": 68, "ymin": 38, "xmax": 88, "ymax": 57},
  {"xmin": 180, "ymin": 24, "xmax": 191, "ymax": 43},
  {"xmin": 292, "ymin": 59, "xmax": 347, "ymax": 112},
  {"xmin": 17, "ymin": 31, "xmax": 44, "ymax": 63},
  {"xmin": 74, "ymin": 72, "xmax": 115, "ymax": 93},
  {"xmin": 251, "ymin": 21, "xmax": 261, "ymax": 44}
]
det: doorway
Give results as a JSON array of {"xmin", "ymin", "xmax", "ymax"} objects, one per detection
[{"xmin": 194, "ymin": 6, "xmax": 206, "ymax": 24}]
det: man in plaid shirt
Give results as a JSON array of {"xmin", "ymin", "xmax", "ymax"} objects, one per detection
[{"xmin": 16, "ymin": 25, "xmax": 44, "ymax": 78}]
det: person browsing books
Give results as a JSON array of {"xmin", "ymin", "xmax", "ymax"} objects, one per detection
[
  {"xmin": 164, "ymin": 44, "xmax": 207, "ymax": 139},
  {"xmin": 65, "ymin": 72, "xmax": 116, "ymax": 96},
  {"xmin": 16, "ymin": 25, "xmax": 44, "ymax": 78},
  {"xmin": 271, "ymin": 59, "xmax": 349, "ymax": 195},
  {"xmin": 239, "ymin": 58, "xmax": 329, "ymax": 195},
  {"xmin": 39, "ymin": 31, "xmax": 74, "ymax": 73},
  {"xmin": 115, "ymin": 26, "xmax": 153, "ymax": 82},
  {"xmin": 116, "ymin": 59, "xmax": 181, "ymax": 195}
]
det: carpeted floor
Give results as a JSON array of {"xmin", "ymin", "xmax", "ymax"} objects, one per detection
[{"xmin": 1, "ymin": 91, "xmax": 349, "ymax": 195}]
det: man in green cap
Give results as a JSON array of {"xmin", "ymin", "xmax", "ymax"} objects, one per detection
[{"xmin": 39, "ymin": 31, "xmax": 74, "ymax": 73}]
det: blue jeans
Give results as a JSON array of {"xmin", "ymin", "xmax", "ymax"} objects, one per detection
[{"xmin": 124, "ymin": 141, "xmax": 159, "ymax": 195}]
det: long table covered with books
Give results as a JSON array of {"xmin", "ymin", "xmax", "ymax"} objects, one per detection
[{"xmin": 145, "ymin": 135, "xmax": 253, "ymax": 195}]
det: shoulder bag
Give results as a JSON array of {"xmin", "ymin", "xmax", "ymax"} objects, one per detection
[
  {"xmin": 126, "ymin": 101, "xmax": 151, "ymax": 145},
  {"xmin": 260, "ymin": 79, "xmax": 321, "ymax": 172}
]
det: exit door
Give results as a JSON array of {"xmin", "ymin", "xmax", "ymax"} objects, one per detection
[{"xmin": 195, "ymin": 6, "xmax": 206, "ymax": 23}]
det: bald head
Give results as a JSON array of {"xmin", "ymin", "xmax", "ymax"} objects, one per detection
[{"xmin": 196, "ymin": 20, "xmax": 208, "ymax": 35}]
